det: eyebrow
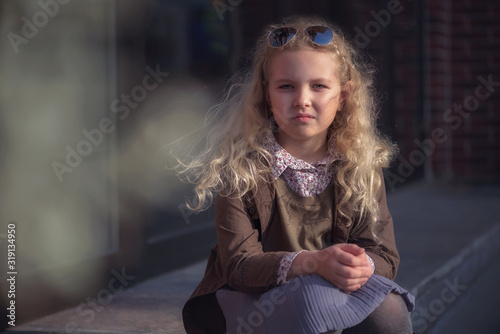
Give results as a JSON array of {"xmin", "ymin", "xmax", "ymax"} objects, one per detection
[{"xmin": 272, "ymin": 78, "xmax": 334, "ymax": 84}]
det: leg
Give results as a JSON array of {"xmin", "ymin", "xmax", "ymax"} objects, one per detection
[
  {"xmin": 218, "ymin": 275, "xmax": 350, "ymax": 334},
  {"xmin": 218, "ymin": 275, "xmax": 414, "ymax": 334},
  {"xmin": 343, "ymin": 292, "xmax": 413, "ymax": 334}
]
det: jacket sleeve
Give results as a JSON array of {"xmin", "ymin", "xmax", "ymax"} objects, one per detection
[
  {"xmin": 214, "ymin": 193, "xmax": 288, "ymax": 294},
  {"xmin": 349, "ymin": 173, "xmax": 400, "ymax": 280}
]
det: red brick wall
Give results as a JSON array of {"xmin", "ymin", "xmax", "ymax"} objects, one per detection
[
  {"xmin": 428, "ymin": 0, "xmax": 500, "ymax": 182},
  {"xmin": 352, "ymin": 0, "xmax": 500, "ymax": 186}
]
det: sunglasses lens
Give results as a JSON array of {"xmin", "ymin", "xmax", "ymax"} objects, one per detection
[
  {"xmin": 268, "ymin": 27, "xmax": 297, "ymax": 47},
  {"xmin": 305, "ymin": 26, "xmax": 333, "ymax": 45}
]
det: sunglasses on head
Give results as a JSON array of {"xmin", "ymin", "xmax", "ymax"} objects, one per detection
[{"xmin": 268, "ymin": 26, "xmax": 334, "ymax": 48}]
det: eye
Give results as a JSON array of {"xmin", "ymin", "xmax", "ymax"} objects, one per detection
[
  {"xmin": 312, "ymin": 83, "xmax": 327, "ymax": 89},
  {"xmin": 278, "ymin": 84, "xmax": 293, "ymax": 90}
]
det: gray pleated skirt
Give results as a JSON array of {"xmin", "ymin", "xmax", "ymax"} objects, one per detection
[{"xmin": 216, "ymin": 274, "xmax": 415, "ymax": 334}]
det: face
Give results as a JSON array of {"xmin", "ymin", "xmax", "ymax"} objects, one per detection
[{"xmin": 266, "ymin": 50, "xmax": 348, "ymax": 152}]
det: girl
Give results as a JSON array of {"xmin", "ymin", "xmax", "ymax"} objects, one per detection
[{"xmin": 176, "ymin": 16, "xmax": 415, "ymax": 334}]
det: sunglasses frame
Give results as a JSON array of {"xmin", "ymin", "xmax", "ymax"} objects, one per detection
[{"xmin": 267, "ymin": 25, "xmax": 334, "ymax": 48}]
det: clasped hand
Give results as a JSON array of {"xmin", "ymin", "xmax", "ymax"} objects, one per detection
[{"xmin": 290, "ymin": 243, "xmax": 373, "ymax": 293}]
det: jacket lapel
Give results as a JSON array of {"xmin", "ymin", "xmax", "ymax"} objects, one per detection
[
  {"xmin": 332, "ymin": 180, "xmax": 351, "ymax": 244},
  {"xmin": 253, "ymin": 177, "xmax": 276, "ymax": 233}
]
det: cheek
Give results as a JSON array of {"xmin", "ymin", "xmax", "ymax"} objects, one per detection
[
  {"xmin": 318, "ymin": 96, "xmax": 340, "ymax": 123},
  {"xmin": 269, "ymin": 95, "xmax": 290, "ymax": 114},
  {"xmin": 270, "ymin": 106, "xmax": 289, "ymax": 127},
  {"xmin": 271, "ymin": 109, "xmax": 286, "ymax": 124},
  {"xmin": 316, "ymin": 94, "xmax": 339, "ymax": 111},
  {"xmin": 328, "ymin": 110, "xmax": 338, "ymax": 123}
]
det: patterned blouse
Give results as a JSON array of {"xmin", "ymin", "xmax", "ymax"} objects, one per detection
[{"xmin": 265, "ymin": 134, "xmax": 337, "ymax": 197}]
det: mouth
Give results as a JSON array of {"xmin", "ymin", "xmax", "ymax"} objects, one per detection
[{"xmin": 292, "ymin": 114, "xmax": 315, "ymax": 122}]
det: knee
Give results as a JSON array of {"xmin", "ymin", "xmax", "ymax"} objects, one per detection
[
  {"xmin": 365, "ymin": 292, "xmax": 413, "ymax": 334},
  {"xmin": 379, "ymin": 292, "xmax": 410, "ymax": 314}
]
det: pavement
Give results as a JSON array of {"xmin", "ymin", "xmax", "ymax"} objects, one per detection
[
  {"xmin": 3, "ymin": 181, "xmax": 500, "ymax": 334},
  {"xmin": 426, "ymin": 249, "xmax": 500, "ymax": 334}
]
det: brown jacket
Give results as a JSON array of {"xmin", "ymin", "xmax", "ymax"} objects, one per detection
[{"xmin": 182, "ymin": 172, "xmax": 399, "ymax": 334}]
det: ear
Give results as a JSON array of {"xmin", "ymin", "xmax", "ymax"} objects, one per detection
[{"xmin": 339, "ymin": 80, "xmax": 352, "ymax": 104}]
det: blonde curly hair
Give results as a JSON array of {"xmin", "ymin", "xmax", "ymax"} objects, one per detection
[{"xmin": 174, "ymin": 16, "xmax": 397, "ymax": 240}]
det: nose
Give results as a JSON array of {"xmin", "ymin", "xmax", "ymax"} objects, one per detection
[{"xmin": 293, "ymin": 86, "xmax": 311, "ymax": 108}]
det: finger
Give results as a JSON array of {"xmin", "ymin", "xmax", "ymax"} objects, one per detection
[
  {"xmin": 327, "ymin": 264, "xmax": 371, "ymax": 288},
  {"xmin": 335, "ymin": 250, "xmax": 367, "ymax": 267},
  {"xmin": 331, "ymin": 268, "xmax": 371, "ymax": 286},
  {"xmin": 338, "ymin": 275, "xmax": 370, "ymax": 291},
  {"xmin": 339, "ymin": 274, "xmax": 370, "ymax": 285},
  {"xmin": 319, "ymin": 270, "xmax": 369, "ymax": 292},
  {"xmin": 339, "ymin": 283, "xmax": 362, "ymax": 293},
  {"xmin": 339, "ymin": 243, "xmax": 365, "ymax": 256}
]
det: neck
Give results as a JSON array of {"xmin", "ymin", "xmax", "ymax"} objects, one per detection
[{"xmin": 275, "ymin": 133, "xmax": 328, "ymax": 163}]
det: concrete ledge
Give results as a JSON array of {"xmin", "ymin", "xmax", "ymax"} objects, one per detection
[
  {"xmin": 410, "ymin": 222, "xmax": 500, "ymax": 333},
  {"xmin": 5, "ymin": 183, "xmax": 500, "ymax": 334},
  {"xmin": 4, "ymin": 261, "xmax": 207, "ymax": 334}
]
